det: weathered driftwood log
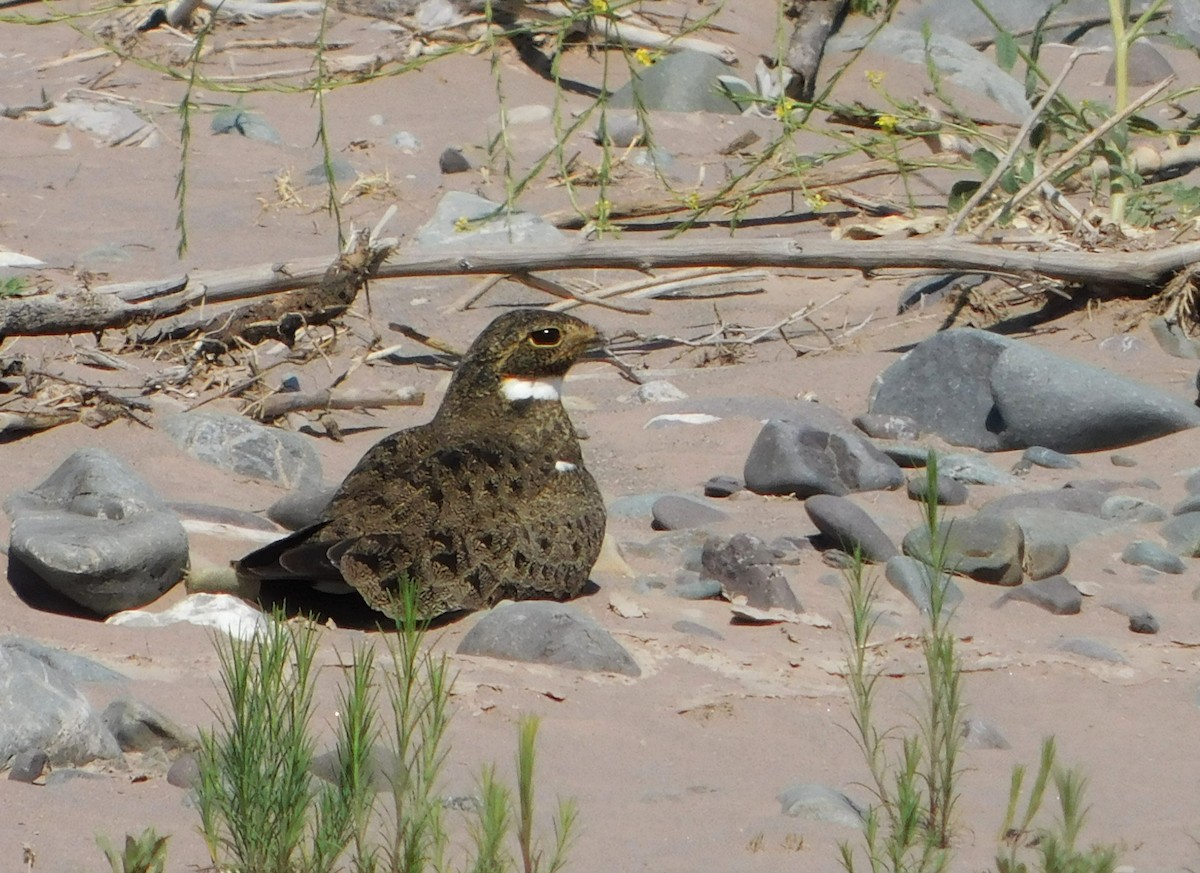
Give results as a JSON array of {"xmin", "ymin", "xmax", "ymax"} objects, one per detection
[{"xmin": 5, "ymin": 237, "xmax": 1200, "ymax": 340}]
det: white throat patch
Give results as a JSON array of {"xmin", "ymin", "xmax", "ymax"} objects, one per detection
[{"xmin": 500, "ymin": 376, "xmax": 563, "ymax": 402}]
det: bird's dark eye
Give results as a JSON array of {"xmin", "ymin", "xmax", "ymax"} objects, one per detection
[{"xmin": 529, "ymin": 327, "xmax": 562, "ymax": 347}]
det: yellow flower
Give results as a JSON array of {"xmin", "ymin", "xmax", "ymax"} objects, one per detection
[
  {"xmin": 634, "ymin": 47, "xmax": 656, "ymax": 67},
  {"xmin": 454, "ymin": 215, "xmax": 471, "ymax": 232},
  {"xmin": 876, "ymin": 114, "xmax": 899, "ymax": 134},
  {"xmin": 805, "ymin": 192, "xmax": 828, "ymax": 211},
  {"xmin": 590, "ymin": 0, "xmax": 611, "ymax": 15},
  {"xmin": 866, "ymin": 70, "xmax": 884, "ymax": 88},
  {"xmin": 684, "ymin": 192, "xmax": 701, "ymax": 210},
  {"xmin": 773, "ymin": 98, "xmax": 798, "ymax": 121}
]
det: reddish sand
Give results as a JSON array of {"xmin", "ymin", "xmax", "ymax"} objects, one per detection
[{"xmin": 2, "ymin": 4, "xmax": 1199, "ymax": 871}]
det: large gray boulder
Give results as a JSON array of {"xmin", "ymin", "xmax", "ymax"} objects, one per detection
[
  {"xmin": 5, "ymin": 449, "xmax": 189, "ymax": 616},
  {"xmin": 869, "ymin": 329, "xmax": 1200, "ymax": 453}
]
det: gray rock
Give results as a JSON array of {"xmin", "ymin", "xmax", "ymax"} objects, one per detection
[
  {"xmin": 884, "ymin": 0, "xmax": 1157, "ymax": 45},
  {"xmin": 700, "ymin": 533, "xmax": 802, "ymax": 612},
  {"xmin": 938, "ymin": 453, "xmax": 1020, "ymax": 486},
  {"xmin": 0, "ymin": 644, "xmax": 120, "ymax": 766},
  {"xmin": 832, "ymin": 28, "xmax": 1030, "ymax": 118},
  {"xmin": 1121, "ymin": 541, "xmax": 1185, "ymax": 574},
  {"xmin": 0, "ymin": 637, "xmax": 125, "ymax": 684},
  {"xmin": 594, "ymin": 112, "xmax": 643, "ymax": 147},
  {"xmin": 457, "ymin": 602, "xmax": 640, "ymax": 677},
  {"xmin": 1128, "ymin": 612, "xmax": 1159, "ymax": 634},
  {"xmin": 438, "ymin": 147, "xmax": 470, "ymax": 174},
  {"xmin": 169, "ymin": 502, "xmax": 280, "ymax": 532},
  {"xmin": 390, "ymin": 131, "xmax": 421, "ymax": 151},
  {"xmin": 607, "ymin": 492, "xmax": 672, "ymax": 520},
  {"xmin": 1105, "ymin": 39, "xmax": 1173, "ymax": 86},
  {"xmin": 990, "ymin": 340, "xmax": 1200, "ymax": 452},
  {"xmin": 703, "ymin": 475, "xmax": 744, "ymax": 498},
  {"xmin": 8, "ymin": 749, "xmax": 48, "ymax": 783},
  {"xmin": 884, "ymin": 555, "xmax": 962, "ymax": 614},
  {"xmin": 869, "ymin": 328, "xmax": 1200, "ymax": 452},
  {"xmin": 1100, "ymin": 495, "xmax": 1165, "ymax": 523},
  {"xmin": 210, "ymin": 107, "xmax": 281, "ymax": 145},
  {"xmin": 5, "ymin": 449, "xmax": 189, "ymax": 616},
  {"xmin": 34, "ymin": 98, "xmax": 155, "ymax": 147},
  {"xmin": 101, "ymin": 699, "xmax": 194, "ymax": 754},
  {"xmin": 305, "ymin": 157, "xmax": 355, "ymax": 185},
  {"xmin": 744, "ymin": 418, "xmax": 903, "ymax": 498},
  {"xmin": 163, "ymin": 412, "xmax": 322, "ymax": 488},
  {"xmin": 777, "ymin": 783, "xmax": 866, "ymax": 828},
  {"xmin": 609, "ymin": 50, "xmax": 741, "ymax": 114},
  {"xmin": 267, "ymin": 483, "xmax": 338, "ymax": 531},
  {"xmin": 869, "ymin": 329, "xmax": 1011, "ymax": 451},
  {"xmin": 167, "ymin": 753, "xmax": 200, "ymax": 789},
  {"xmin": 1148, "ymin": 316, "xmax": 1200, "ymax": 359},
  {"xmin": 671, "ymin": 575, "xmax": 723, "ymax": 600},
  {"xmin": 651, "ymin": 495, "xmax": 729, "ymax": 531},
  {"xmin": 805, "ymin": 495, "xmax": 898, "ymax": 562},
  {"xmin": 1055, "ymin": 637, "xmax": 1126, "ymax": 664},
  {"xmin": 981, "ymin": 488, "xmax": 1107, "ymax": 517},
  {"xmin": 906, "ymin": 474, "xmax": 968, "ymax": 506},
  {"xmin": 1022, "ymin": 446, "xmax": 1080, "ymax": 469},
  {"xmin": 617, "ymin": 529, "xmax": 709, "ymax": 567},
  {"xmin": 853, "ymin": 413, "xmax": 920, "ymax": 441},
  {"xmin": 1023, "ymin": 541, "xmax": 1070, "ymax": 581},
  {"xmin": 1110, "ymin": 453, "xmax": 1138, "ymax": 468},
  {"xmin": 961, "ymin": 718, "xmax": 1009, "ymax": 750},
  {"xmin": 1172, "ymin": 494, "xmax": 1200, "ymax": 516},
  {"xmin": 903, "ymin": 514, "xmax": 1024, "ymax": 586},
  {"xmin": 413, "ymin": 191, "xmax": 567, "ymax": 249},
  {"xmin": 878, "ymin": 443, "xmax": 934, "ymax": 468},
  {"xmin": 1184, "ymin": 469, "xmax": 1200, "ymax": 494},
  {"xmin": 994, "ymin": 576, "xmax": 1081, "ymax": 615},
  {"xmin": 672, "ymin": 620, "xmax": 723, "ymax": 640},
  {"xmin": 1162, "ymin": 513, "xmax": 1200, "ymax": 556}
]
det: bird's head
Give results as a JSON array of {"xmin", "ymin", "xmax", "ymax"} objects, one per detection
[{"xmin": 440, "ymin": 309, "xmax": 604, "ymax": 413}]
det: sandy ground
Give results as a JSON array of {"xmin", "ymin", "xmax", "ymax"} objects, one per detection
[{"xmin": 2, "ymin": 3, "xmax": 1200, "ymax": 871}]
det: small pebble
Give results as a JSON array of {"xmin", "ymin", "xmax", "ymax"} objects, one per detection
[
  {"xmin": 8, "ymin": 750, "xmax": 48, "ymax": 784},
  {"xmin": 905, "ymin": 474, "xmax": 968, "ymax": 506},
  {"xmin": 438, "ymin": 147, "xmax": 471, "ymax": 174},
  {"xmin": 167, "ymin": 753, "xmax": 200, "ymax": 790},
  {"xmin": 1121, "ymin": 541, "xmax": 1185, "ymax": 575},
  {"xmin": 1128, "ymin": 612, "xmax": 1159, "ymax": 634},
  {"xmin": 703, "ymin": 475, "xmax": 744, "ymax": 498},
  {"xmin": 1022, "ymin": 446, "xmax": 1080, "ymax": 469},
  {"xmin": 1110, "ymin": 453, "xmax": 1138, "ymax": 467}
]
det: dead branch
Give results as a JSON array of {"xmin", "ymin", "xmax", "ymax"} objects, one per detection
[
  {"xmin": 251, "ymin": 385, "xmax": 424, "ymax": 421},
  {"xmin": 7, "ymin": 236, "xmax": 1200, "ymax": 342}
]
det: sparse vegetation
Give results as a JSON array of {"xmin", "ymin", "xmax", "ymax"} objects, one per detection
[
  {"xmin": 837, "ymin": 456, "xmax": 1121, "ymax": 873},
  {"xmin": 97, "ymin": 828, "xmax": 169, "ymax": 873},
  {"xmin": 192, "ymin": 593, "xmax": 576, "ymax": 873}
]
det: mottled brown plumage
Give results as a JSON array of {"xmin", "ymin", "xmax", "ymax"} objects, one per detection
[{"xmin": 236, "ymin": 309, "xmax": 607, "ymax": 621}]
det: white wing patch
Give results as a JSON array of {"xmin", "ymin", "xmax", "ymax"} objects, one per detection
[
  {"xmin": 500, "ymin": 376, "xmax": 563, "ymax": 402},
  {"xmin": 555, "ymin": 460, "xmax": 577, "ymax": 473}
]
